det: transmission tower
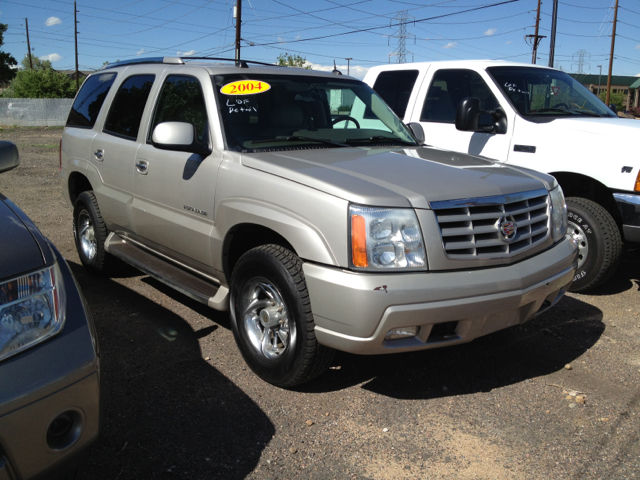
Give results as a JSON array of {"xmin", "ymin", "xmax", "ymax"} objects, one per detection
[
  {"xmin": 571, "ymin": 50, "xmax": 591, "ymax": 74},
  {"xmin": 389, "ymin": 11, "xmax": 415, "ymax": 64}
]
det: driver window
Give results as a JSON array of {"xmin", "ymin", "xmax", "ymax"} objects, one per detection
[
  {"xmin": 421, "ymin": 69, "xmax": 499, "ymax": 124},
  {"xmin": 150, "ymin": 75, "xmax": 208, "ymax": 141}
]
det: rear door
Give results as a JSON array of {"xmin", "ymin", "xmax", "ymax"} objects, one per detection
[{"xmin": 90, "ymin": 73, "xmax": 156, "ymax": 231}]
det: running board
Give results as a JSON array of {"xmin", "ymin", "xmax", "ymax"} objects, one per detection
[{"xmin": 104, "ymin": 233, "xmax": 229, "ymax": 311}]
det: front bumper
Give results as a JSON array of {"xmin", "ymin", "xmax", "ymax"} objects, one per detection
[
  {"xmin": 0, "ymin": 250, "xmax": 100, "ymax": 480},
  {"xmin": 304, "ymin": 236, "xmax": 577, "ymax": 355},
  {"xmin": 613, "ymin": 193, "xmax": 640, "ymax": 243}
]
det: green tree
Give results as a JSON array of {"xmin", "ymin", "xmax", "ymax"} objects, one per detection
[
  {"xmin": 2, "ymin": 68, "xmax": 76, "ymax": 98},
  {"xmin": 276, "ymin": 53, "xmax": 312, "ymax": 69},
  {"xmin": 20, "ymin": 54, "xmax": 53, "ymax": 70},
  {"xmin": 599, "ymin": 91, "xmax": 625, "ymax": 113},
  {"xmin": 0, "ymin": 24, "xmax": 18, "ymax": 85}
]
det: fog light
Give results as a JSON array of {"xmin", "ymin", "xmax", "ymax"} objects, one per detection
[
  {"xmin": 385, "ymin": 326, "xmax": 418, "ymax": 340},
  {"xmin": 47, "ymin": 413, "xmax": 73, "ymax": 439},
  {"xmin": 46, "ymin": 410, "xmax": 83, "ymax": 450}
]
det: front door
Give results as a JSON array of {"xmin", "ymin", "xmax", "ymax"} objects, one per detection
[
  {"xmin": 413, "ymin": 68, "xmax": 513, "ymax": 161},
  {"xmin": 133, "ymin": 73, "xmax": 223, "ymax": 271}
]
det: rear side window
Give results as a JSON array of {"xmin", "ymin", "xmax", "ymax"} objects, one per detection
[
  {"xmin": 371, "ymin": 70, "xmax": 419, "ymax": 119},
  {"xmin": 66, "ymin": 73, "xmax": 117, "ymax": 128},
  {"xmin": 149, "ymin": 75, "xmax": 208, "ymax": 142},
  {"xmin": 104, "ymin": 75, "xmax": 155, "ymax": 140}
]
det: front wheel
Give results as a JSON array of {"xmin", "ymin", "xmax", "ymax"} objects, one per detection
[
  {"xmin": 566, "ymin": 197, "xmax": 622, "ymax": 292},
  {"xmin": 229, "ymin": 245, "xmax": 334, "ymax": 387}
]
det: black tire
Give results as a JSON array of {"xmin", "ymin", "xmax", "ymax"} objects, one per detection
[
  {"xmin": 73, "ymin": 191, "xmax": 116, "ymax": 275},
  {"xmin": 566, "ymin": 197, "xmax": 622, "ymax": 292},
  {"xmin": 229, "ymin": 244, "xmax": 335, "ymax": 387}
]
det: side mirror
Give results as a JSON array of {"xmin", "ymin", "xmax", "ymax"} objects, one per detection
[
  {"xmin": 152, "ymin": 121, "xmax": 212, "ymax": 156},
  {"xmin": 406, "ymin": 122, "xmax": 425, "ymax": 144},
  {"xmin": 608, "ymin": 103, "xmax": 618, "ymax": 115},
  {"xmin": 455, "ymin": 97, "xmax": 507, "ymax": 135},
  {"xmin": 0, "ymin": 141, "xmax": 20, "ymax": 174},
  {"xmin": 455, "ymin": 97, "xmax": 482, "ymax": 132}
]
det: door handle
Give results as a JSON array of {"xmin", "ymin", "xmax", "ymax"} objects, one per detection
[
  {"xmin": 94, "ymin": 149, "xmax": 104, "ymax": 161},
  {"xmin": 135, "ymin": 160, "xmax": 149, "ymax": 175}
]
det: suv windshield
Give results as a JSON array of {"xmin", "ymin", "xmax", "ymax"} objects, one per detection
[
  {"xmin": 212, "ymin": 73, "xmax": 417, "ymax": 152},
  {"xmin": 487, "ymin": 66, "xmax": 616, "ymax": 118}
]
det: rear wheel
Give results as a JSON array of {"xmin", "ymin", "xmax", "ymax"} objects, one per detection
[
  {"xmin": 229, "ymin": 244, "xmax": 334, "ymax": 387},
  {"xmin": 566, "ymin": 197, "xmax": 622, "ymax": 292},
  {"xmin": 73, "ymin": 191, "xmax": 117, "ymax": 275}
]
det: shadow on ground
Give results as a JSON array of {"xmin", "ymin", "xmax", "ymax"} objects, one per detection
[
  {"xmin": 582, "ymin": 247, "xmax": 640, "ymax": 296},
  {"xmin": 68, "ymin": 262, "xmax": 274, "ymax": 480},
  {"xmin": 93, "ymin": 261, "xmax": 605, "ymax": 404}
]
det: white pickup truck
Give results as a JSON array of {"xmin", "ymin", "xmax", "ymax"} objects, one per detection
[{"xmin": 364, "ymin": 60, "xmax": 640, "ymax": 291}]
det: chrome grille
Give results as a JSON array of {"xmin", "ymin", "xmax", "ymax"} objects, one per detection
[{"xmin": 430, "ymin": 188, "xmax": 549, "ymax": 259}]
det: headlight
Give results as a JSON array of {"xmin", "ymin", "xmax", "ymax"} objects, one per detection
[
  {"xmin": 349, "ymin": 204, "xmax": 427, "ymax": 271},
  {"xmin": 0, "ymin": 263, "xmax": 66, "ymax": 362},
  {"xmin": 549, "ymin": 185, "xmax": 568, "ymax": 242}
]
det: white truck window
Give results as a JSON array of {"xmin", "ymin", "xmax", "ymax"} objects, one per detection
[{"xmin": 420, "ymin": 69, "xmax": 499, "ymax": 124}]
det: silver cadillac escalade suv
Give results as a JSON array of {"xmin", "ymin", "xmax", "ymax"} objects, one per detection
[{"xmin": 60, "ymin": 57, "xmax": 578, "ymax": 387}]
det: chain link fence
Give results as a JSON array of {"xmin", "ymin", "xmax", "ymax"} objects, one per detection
[{"xmin": 0, "ymin": 98, "xmax": 73, "ymax": 127}]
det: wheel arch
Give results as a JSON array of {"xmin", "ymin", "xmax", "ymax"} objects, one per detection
[
  {"xmin": 68, "ymin": 172, "xmax": 94, "ymax": 206},
  {"xmin": 551, "ymin": 171, "xmax": 622, "ymax": 226},
  {"xmin": 222, "ymin": 223, "xmax": 298, "ymax": 283}
]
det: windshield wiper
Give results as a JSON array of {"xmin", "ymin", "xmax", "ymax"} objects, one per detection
[
  {"xmin": 528, "ymin": 107, "xmax": 602, "ymax": 117},
  {"xmin": 566, "ymin": 109, "xmax": 602, "ymax": 117},
  {"xmin": 255, "ymin": 135, "xmax": 349, "ymax": 148},
  {"xmin": 528, "ymin": 108, "xmax": 573, "ymax": 114},
  {"xmin": 345, "ymin": 136, "xmax": 417, "ymax": 146}
]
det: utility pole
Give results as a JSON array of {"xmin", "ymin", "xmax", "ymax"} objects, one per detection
[
  {"xmin": 25, "ymin": 18, "xmax": 33, "ymax": 69},
  {"xmin": 597, "ymin": 65, "xmax": 602, "ymax": 96},
  {"xmin": 548, "ymin": 0, "xmax": 558, "ymax": 68},
  {"xmin": 526, "ymin": 0, "xmax": 545, "ymax": 64},
  {"xmin": 234, "ymin": 0, "xmax": 242, "ymax": 65},
  {"xmin": 345, "ymin": 57, "xmax": 352, "ymax": 76},
  {"xmin": 605, "ymin": 0, "xmax": 619, "ymax": 106},
  {"xmin": 74, "ymin": 2, "xmax": 79, "ymax": 91}
]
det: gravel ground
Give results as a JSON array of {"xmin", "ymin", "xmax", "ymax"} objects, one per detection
[{"xmin": 1, "ymin": 126, "xmax": 639, "ymax": 480}]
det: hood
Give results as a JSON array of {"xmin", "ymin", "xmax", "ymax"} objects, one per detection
[
  {"xmin": 242, "ymin": 146, "xmax": 552, "ymax": 209},
  {"xmin": 535, "ymin": 116, "xmax": 640, "ymax": 137},
  {"xmin": 0, "ymin": 196, "xmax": 46, "ymax": 280}
]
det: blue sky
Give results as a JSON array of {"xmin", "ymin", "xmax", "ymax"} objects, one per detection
[{"xmin": 1, "ymin": 0, "xmax": 638, "ymax": 79}]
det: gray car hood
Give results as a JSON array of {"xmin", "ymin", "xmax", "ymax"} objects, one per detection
[
  {"xmin": 242, "ymin": 146, "xmax": 553, "ymax": 209},
  {"xmin": 0, "ymin": 196, "xmax": 46, "ymax": 280}
]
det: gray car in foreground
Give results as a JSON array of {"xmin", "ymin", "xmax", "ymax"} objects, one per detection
[
  {"xmin": 60, "ymin": 57, "xmax": 578, "ymax": 387},
  {"xmin": 0, "ymin": 141, "xmax": 100, "ymax": 479}
]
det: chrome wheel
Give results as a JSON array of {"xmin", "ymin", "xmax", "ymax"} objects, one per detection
[
  {"xmin": 77, "ymin": 209, "xmax": 97, "ymax": 261},
  {"xmin": 568, "ymin": 220, "xmax": 588, "ymax": 269},
  {"xmin": 240, "ymin": 277, "xmax": 291, "ymax": 360}
]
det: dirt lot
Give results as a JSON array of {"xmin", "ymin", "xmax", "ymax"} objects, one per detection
[{"xmin": 1, "ymin": 127, "xmax": 639, "ymax": 480}]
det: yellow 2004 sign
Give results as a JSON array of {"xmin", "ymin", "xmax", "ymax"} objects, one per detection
[{"xmin": 220, "ymin": 80, "xmax": 271, "ymax": 95}]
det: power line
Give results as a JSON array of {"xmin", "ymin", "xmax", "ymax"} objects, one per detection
[{"xmin": 246, "ymin": 0, "xmax": 521, "ymax": 48}]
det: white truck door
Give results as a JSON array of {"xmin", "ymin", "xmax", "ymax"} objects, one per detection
[{"xmin": 410, "ymin": 68, "xmax": 514, "ymax": 161}]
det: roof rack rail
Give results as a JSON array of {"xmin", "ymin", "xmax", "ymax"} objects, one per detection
[
  {"xmin": 100, "ymin": 56, "xmax": 281, "ymax": 71},
  {"xmin": 101, "ymin": 57, "xmax": 184, "ymax": 70},
  {"xmin": 182, "ymin": 57, "xmax": 281, "ymax": 68}
]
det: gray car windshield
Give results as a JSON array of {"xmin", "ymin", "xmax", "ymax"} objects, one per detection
[
  {"xmin": 212, "ymin": 74, "xmax": 417, "ymax": 152},
  {"xmin": 487, "ymin": 66, "xmax": 616, "ymax": 118}
]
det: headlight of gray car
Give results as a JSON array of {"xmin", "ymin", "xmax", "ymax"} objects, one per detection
[
  {"xmin": 549, "ymin": 185, "xmax": 568, "ymax": 242},
  {"xmin": 0, "ymin": 262, "xmax": 66, "ymax": 362},
  {"xmin": 349, "ymin": 204, "xmax": 427, "ymax": 271}
]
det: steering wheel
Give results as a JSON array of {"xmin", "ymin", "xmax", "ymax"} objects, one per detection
[
  {"xmin": 331, "ymin": 115, "xmax": 360, "ymax": 129},
  {"xmin": 552, "ymin": 103, "xmax": 569, "ymax": 110}
]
